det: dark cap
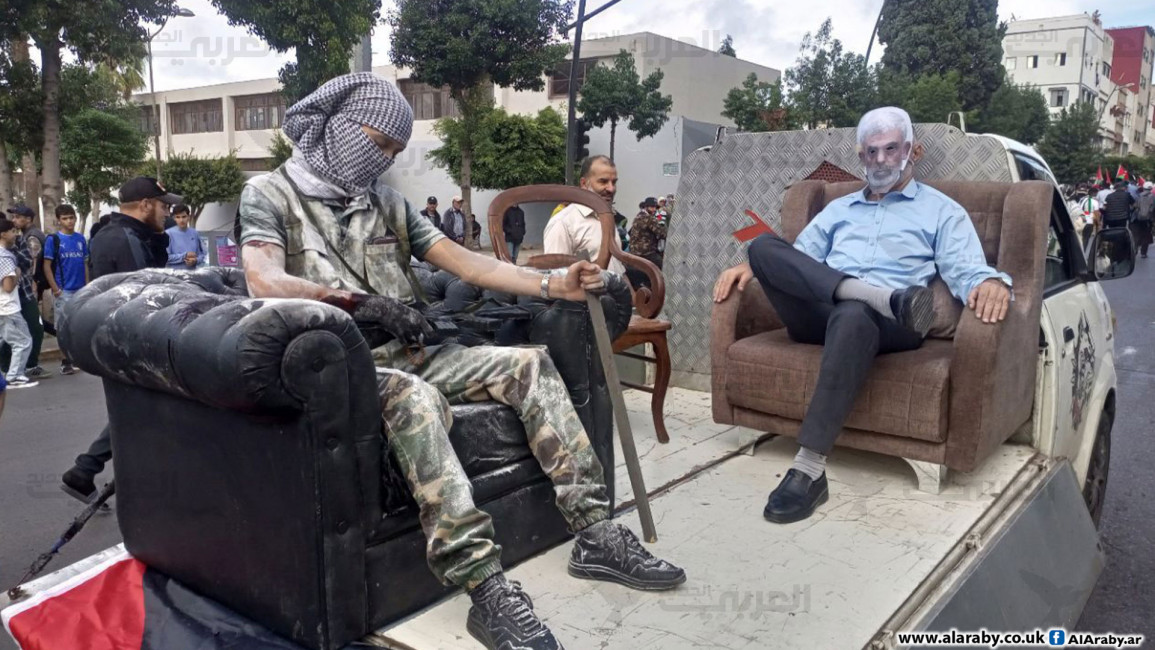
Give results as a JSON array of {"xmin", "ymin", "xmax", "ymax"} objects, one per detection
[
  {"xmin": 118, "ymin": 176, "xmax": 183, "ymax": 205},
  {"xmin": 1114, "ymin": 180, "xmax": 1128, "ymax": 189},
  {"xmin": 5, "ymin": 203, "xmax": 35, "ymax": 218},
  {"xmin": 641, "ymin": 197, "xmax": 659, "ymax": 208},
  {"xmin": 426, "ymin": 196, "xmax": 438, "ymax": 204}
]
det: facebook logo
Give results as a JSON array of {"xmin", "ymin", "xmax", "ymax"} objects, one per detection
[{"xmin": 1048, "ymin": 629, "xmax": 1067, "ymax": 645}]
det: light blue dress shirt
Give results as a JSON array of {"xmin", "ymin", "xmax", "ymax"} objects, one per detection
[{"xmin": 793, "ymin": 181, "xmax": 1012, "ymax": 301}]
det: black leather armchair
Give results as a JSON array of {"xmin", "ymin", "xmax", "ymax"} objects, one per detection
[{"xmin": 59, "ymin": 267, "xmax": 633, "ymax": 650}]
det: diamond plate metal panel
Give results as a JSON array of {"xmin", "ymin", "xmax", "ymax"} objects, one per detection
[{"xmin": 666, "ymin": 125, "xmax": 1015, "ymax": 388}]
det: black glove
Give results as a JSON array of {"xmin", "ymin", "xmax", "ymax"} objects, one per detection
[{"xmin": 324, "ymin": 293, "xmax": 434, "ymax": 347}]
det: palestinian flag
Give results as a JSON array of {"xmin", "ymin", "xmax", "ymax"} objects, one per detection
[
  {"xmin": 1139, "ymin": 176, "xmax": 1147, "ymax": 186},
  {"xmin": 1116, "ymin": 165, "xmax": 1129, "ymax": 181},
  {"xmin": 1095, "ymin": 167, "xmax": 1105, "ymax": 184},
  {"xmin": 3, "ymin": 549, "xmax": 303, "ymax": 650}
]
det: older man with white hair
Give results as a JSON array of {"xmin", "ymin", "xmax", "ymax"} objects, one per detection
[{"xmin": 713, "ymin": 106, "xmax": 1013, "ymax": 523}]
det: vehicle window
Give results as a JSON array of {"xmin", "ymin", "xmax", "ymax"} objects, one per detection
[
  {"xmin": 1045, "ymin": 204, "xmax": 1075, "ymax": 290},
  {"xmin": 1013, "ymin": 153, "xmax": 1058, "ymax": 186}
]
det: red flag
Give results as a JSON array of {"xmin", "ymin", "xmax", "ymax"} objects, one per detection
[
  {"xmin": 1139, "ymin": 176, "xmax": 1147, "ymax": 186},
  {"xmin": 732, "ymin": 209, "xmax": 777, "ymax": 243},
  {"xmin": 1116, "ymin": 165, "xmax": 1129, "ymax": 181},
  {"xmin": 1095, "ymin": 167, "xmax": 1104, "ymax": 184}
]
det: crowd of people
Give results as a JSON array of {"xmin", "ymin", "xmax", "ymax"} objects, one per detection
[
  {"xmin": 0, "ymin": 184, "xmax": 203, "ymax": 430},
  {"xmin": 1071, "ymin": 179, "xmax": 1155, "ymax": 257}
]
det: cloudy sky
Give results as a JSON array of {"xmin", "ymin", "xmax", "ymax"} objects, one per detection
[{"xmin": 144, "ymin": 0, "xmax": 1152, "ymax": 92}]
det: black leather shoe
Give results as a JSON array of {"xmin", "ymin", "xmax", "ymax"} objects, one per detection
[
  {"xmin": 61, "ymin": 467, "xmax": 96, "ymax": 503},
  {"xmin": 763, "ymin": 469, "xmax": 829, "ymax": 524},
  {"xmin": 890, "ymin": 285, "xmax": 935, "ymax": 336},
  {"xmin": 467, "ymin": 574, "xmax": 563, "ymax": 650},
  {"xmin": 568, "ymin": 521, "xmax": 686, "ymax": 590}
]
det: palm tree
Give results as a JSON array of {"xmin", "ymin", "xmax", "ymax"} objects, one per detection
[{"xmin": 97, "ymin": 52, "xmax": 147, "ymax": 101}]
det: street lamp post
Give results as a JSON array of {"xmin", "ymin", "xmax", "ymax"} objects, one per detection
[{"xmin": 147, "ymin": 7, "xmax": 195, "ymax": 183}]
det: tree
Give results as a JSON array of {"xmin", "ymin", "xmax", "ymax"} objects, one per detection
[
  {"xmin": 390, "ymin": 0, "xmax": 573, "ymax": 248},
  {"xmin": 576, "ymin": 50, "xmax": 672, "ymax": 159},
  {"xmin": 877, "ymin": 0, "xmax": 1006, "ymax": 112},
  {"xmin": 60, "ymin": 109, "xmax": 147, "ymax": 230},
  {"xmin": 210, "ymin": 0, "xmax": 380, "ymax": 103},
  {"xmin": 429, "ymin": 106, "xmax": 567, "ymax": 189},
  {"xmin": 1036, "ymin": 102, "xmax": 1103, "ymax": 185},
  {"xmin": 972, "ymin": 82, "xmax": 1050, "ymax": 145},
  {"xmin": 719, "ymin": 35, "xmax": 736, "ymax": 57},
  {"xmin": 149, "ymin": 152, "xmax": 245, "ymax": 226},
  {"xmin": 721, "ymin": 73, "xmax": 793, "ymax": 132},
  {"xmin": 3, "ymin": 0, "xmax": 176, "ymax": 220},
  {"xmin": 269, "ymin": 130, "xmax": 294, "ymax": 169},
  {"xmin": 0, "ymin": 39, "xmax": 42, "ymax": 211},
  {"xmin": 784, "ymin": 19, "xmax": 875, "ymax": 129},
  {"xmin": 877, "ymin": 71, "xmax": 962, "ymax": 123}
]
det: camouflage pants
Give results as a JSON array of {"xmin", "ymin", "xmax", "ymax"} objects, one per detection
[{"xmin": 374, "ymin": 342, "xmax": 611, "ymax": 590}]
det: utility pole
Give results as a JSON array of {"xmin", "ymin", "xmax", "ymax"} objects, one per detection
[{"xmin": 565, "ymin": 0, "xmax": 588, "ymax": 186}]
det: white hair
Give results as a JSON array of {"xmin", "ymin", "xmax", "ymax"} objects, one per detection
[{"xmin": 857, "ymin": 106, "xmax": 914, "ymax": 149}]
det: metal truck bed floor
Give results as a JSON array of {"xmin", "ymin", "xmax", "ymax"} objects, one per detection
[{"xmin": 373, "ymin": 388, "xmax": 1037, "ymax": 650}]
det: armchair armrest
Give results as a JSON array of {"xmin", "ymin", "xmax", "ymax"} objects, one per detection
[
  {"xmin": 710, "ymin": 281, "xmax": 784, "ymax": 424},
  {"xmin": 945, "ymin": 181, "xmax": 1051, "ymax": 471}
]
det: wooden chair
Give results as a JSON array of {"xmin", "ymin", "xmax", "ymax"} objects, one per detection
[{"xmin": 488, "ymin": 185, "xmax": 673, "ymax": 443}]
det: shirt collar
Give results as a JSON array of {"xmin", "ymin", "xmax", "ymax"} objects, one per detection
[{"xmin": 850, "ymin": 179, "xmax": 921, "ymax": 205}]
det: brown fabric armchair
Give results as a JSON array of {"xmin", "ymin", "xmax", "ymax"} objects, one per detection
[{"xmin": 711, "ymin": 180, "xmax": 1052, "ymax": 485}]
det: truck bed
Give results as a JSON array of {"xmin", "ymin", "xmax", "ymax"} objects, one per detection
[
  {"xmin": 5, "ymin": 388, "xmax": 1097, "ymax": 650},
  {"xmin": 370, "ymin": 388, "xmax": 1044, "ymax": 649}
]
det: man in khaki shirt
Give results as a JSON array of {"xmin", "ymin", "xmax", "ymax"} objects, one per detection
[{"xmin": 544, "ymin": 156, "xmax": 627, "ymax": 275}]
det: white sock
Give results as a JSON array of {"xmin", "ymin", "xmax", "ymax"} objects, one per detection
[
  {"xmin": 834, "ymin": 278, "xmax": 895, "ymax": 319},
  {"xmin": 792, "ymin": 447, "xmax": 827, "ymax": 480}
]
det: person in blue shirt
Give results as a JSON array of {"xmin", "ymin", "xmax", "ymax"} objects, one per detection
[
  {"xmin": 165, "ymin": 204, "xmax": 204, "ymax": 268},
  {"xmin": 43, "ymin": 204, "xmax": 89, "ymax": 375},
  {"xmin": 713, "ymin": 106, "xmax": 1013, "ymax": 524}
]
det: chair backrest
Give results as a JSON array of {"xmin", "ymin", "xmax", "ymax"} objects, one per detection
[{"xmin": 779, "ymin": 179, "xmax": 1047, "ymax": 339}]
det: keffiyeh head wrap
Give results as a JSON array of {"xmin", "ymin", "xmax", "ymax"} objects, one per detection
[{"xmin": 283, "ymin": 72, "xmax": 414, "ymax": 195}]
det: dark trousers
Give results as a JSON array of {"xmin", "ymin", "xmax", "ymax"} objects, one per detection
[
  {"xmin": 0, "ymin": 292, "xmax": 44, "ymax": 371},
  {"xmin": 74, "ymin": 424, "xmax": 113, "ymax": 477},
  {"xmin": 747, "ymin": 235, "xmax": 924, "ymax": 454}
]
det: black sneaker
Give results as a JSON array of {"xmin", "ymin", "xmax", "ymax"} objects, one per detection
[
  {"xmin": 24, "ymin": 366, "xmax": 52, "ymax": 379},
  {"xmin": 568, "ymin": 521, "xmax": 686, "ymax": 591},
  {"xmin": 890, "ymin": 285, "xmax": 935, "ymax": 336},
  {"xmin": 60, "ymin": 364, "xmax": 78, "ymax": 376},
  {"xmin": 467, "ymin": 574, "xmax": 562, "ymax": 650},
  {"xmin": 61, "ymin": 468, "xmax": 96, "ymax": 503}
]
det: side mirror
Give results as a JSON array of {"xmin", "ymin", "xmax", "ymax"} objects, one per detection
[{"xmin": 1090, "ymin": 227, "xmax": 1135, "ymax": 281}]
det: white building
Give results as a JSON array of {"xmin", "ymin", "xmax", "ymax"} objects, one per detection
[
  {"xmin": 1002, "ymin": 14, "xmax": 1120, "ymax": 150},
  {"xmin": 134, "ymin": 32, "xmax": 780, "ymax": 241}
]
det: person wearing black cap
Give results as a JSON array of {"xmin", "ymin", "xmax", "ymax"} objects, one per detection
[
  {"xmin": 626, "ymin": 197, "xmax": 667, "ymax": 289},
  {"xmin": 420, "ymin": 196, "xmax": 442, "ymax": 230},
  {"xmin": 60, "ymin": 177, "xmax": 181, "ymax": 506},
  {"xmin": 89, "ymin": 176, "xmax": 180, "ymax": 279}
]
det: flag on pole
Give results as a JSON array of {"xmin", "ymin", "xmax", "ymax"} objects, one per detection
[
  {"xmin": 1116, "ymin": 165, "xmax": 1129, "ymax": 181},
  {"xmin": 1095, "ymin": 167, "xmax": 1105, "ymax": 185}
]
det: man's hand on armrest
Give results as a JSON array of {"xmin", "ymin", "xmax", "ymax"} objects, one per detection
[
  {"xmin": 966, "ymin": 278, "xmax": 1011, "ymax": 325},
  {"xmin": 713, "ymin": 262, "xmax": 754, "ymax": 303}
]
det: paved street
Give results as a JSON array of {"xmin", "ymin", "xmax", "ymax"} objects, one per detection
[{"xmin": 0, "ymin": 258, "xmax": 1153, "ymax": 648}]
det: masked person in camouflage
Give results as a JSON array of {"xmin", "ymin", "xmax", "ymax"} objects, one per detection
[{"xmin": 238, "ymin": 73, "xmax": 685, "ymax": 650}]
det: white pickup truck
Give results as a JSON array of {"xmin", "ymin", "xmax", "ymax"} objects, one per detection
[{"xmin": 3, "ymin": 126, "xmax": 1140, "ymax": 650}]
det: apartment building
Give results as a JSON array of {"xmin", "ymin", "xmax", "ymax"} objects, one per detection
[
  {"xmin": 134, "ymin": 32, "xmax": 779, "ymax": 236},
  {"xmin": 1003, "ymin": 14, "xmax": 1155, "ymax": 155},
  {"xmin": 1105, "ymin": 26, "xmax": 1155, "ymax": 153}
]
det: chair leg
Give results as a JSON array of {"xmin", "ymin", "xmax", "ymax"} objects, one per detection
[
  {"xmin": 904, "ymin": 458, "xmax": 948, "ymax": 495},
  {"xmin": 651, "ymin": 335, "xmax": 671, "ymax": 444}
]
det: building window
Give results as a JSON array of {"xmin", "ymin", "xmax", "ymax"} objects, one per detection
[
  {"xmin": 234, "ymin": 93, "xmax": 286, "ymax": 131},
  {"xmin": 1082, "ymin": 88, "xmax": 1096, "ymax": 104},
  {"xmin": 398, "ymin": 80, "xmax": 464, "ymax": 121},
  {"xmin": 1027, "ymin": 55, "xmax": 1039, "ymax": 69},
  {"xmin": 169, "ymin": 99, "xmax": 223, "ymax": 135},
  {"xmin": 1055, "ymin": 52, "xmax": 1067, "ymax": 66},
  {"xmin": 1050, "ymin": 88, "xmax": 1068, "ymax": 108},
  {"xmin": 1102, "ymin": 62, "xmax": 1111, "ymax": 76},
  {"xmin": 138, "ymin": 105, "xmax": 159, "ymax": 136},
  {"xmin": 1005, "ymin": 57, "xmax": 1017, "ymax": 70},
  {"xmin": 549, "ymin": 59, "xmax": 596, "ymax": 98}
]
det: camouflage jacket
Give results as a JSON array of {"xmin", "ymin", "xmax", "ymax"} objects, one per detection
[{"xmin": 628, "ymin": 211, "xmax": 667, "ymax": 259}]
